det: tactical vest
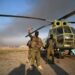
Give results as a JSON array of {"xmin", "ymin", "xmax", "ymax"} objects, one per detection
[{"xmin": 31, "ymin": 36, "xmax": 43, "ymax": 49}]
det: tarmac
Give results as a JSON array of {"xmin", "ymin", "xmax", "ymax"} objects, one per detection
[{"xmin": 0, "ymin": 50, "xmax": 75, "ymax": 75}]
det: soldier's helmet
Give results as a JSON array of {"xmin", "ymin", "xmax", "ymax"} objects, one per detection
[{"xmin": 35, "ymin": 31, "xmax": 39, "ymax": 36}]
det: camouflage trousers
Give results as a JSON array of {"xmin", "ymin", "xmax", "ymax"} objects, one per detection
[
  {"xmin": 47, "ymin": 48, "xmax": 54, "ymax": 63},
  {"xmin": 28, "ymin": 48, "xmax": 41, "ymax": 66}
]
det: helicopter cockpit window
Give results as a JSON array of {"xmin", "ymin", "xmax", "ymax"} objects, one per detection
[
  {"xmin": 71, "ymin": 27, "xmax": 75, "ymax": 33},
  {"xmin": 53, "ymin": 29, "xmax": 57, "ymax": 35},
  {"xmin": 63, "ymin": 26, "xmax": 71, "ymax": 33},
  {"xmin": 57, "ymin": 27, "xmax": 63, "ymax": 34}
]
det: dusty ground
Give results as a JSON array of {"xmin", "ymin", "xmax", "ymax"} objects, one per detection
[{"xmin": 0, "ymin": 49, "xmax": 75, "ymax": 75}]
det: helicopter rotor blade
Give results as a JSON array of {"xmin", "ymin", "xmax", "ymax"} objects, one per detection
[
  {"xmin": 68, "ymin": 22, "xmax": 75, "ymax": 24},
  {"xmin": 0, "ymin": 14, "xmax": 48, "ymax": 21},
  {"xmin": 58, "ymin": 11, "xmax": 75, "ymax": 20},
  {"xmin": 0, "ymin": 11, "xmax": 75, "ymax": 37},
  {"xmin": 25, "ymin": 23, "xmax": 52, "ymax": 37},
  {"xmin": 0, "ymin": 11, "xmax": 75, "ymax": 21}
]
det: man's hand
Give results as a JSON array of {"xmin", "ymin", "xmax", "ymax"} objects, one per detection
[{"xmin": 27, "ymin": 25, "xmax": 33, "ymax": 33}]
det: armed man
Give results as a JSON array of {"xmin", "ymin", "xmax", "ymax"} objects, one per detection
[
  {"xmin": 27, "ymin": 39, "xmax": 32, "ymax": 62},
  {"xmin": 27, "ymin": 28, "xmax": 43, "ymax": 70},
  {"xmin": 45, "ymin": 34, "xmax": 56, "ymax": 64}
]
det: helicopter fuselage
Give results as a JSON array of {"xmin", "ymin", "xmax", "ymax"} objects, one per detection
[{"xmin": 49, "ymin": 21, "xmax": 75, "ymax": 51}]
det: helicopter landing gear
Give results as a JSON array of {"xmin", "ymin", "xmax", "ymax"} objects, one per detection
[{"xmin": 54, "ymin": 48, "xmax": 64, "ymax": 59}]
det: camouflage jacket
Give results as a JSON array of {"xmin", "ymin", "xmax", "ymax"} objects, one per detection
[
  {"xmin": 45, "ymin": 38, "xmax": 56, "ymax": 49},
  {"xmin": 28, "ymin": 33, "xmax": 43, "ymax": 49},
  {"xmin": 31, "ymin": 36, "xmax": 43, "ymax": 49}
]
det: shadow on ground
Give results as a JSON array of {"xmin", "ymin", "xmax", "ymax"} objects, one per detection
[
  {"xmin": 42, "ymin": 56, "xmax": 69, "ymax": 75},
  {"xmin": 8, "ymin": 64, "xmax": 25, "ymax": 75},
  {"xmin": 27, "ymin": 65, "xmax": 41, "ymax": 75}
]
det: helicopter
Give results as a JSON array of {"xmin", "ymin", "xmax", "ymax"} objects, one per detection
[
  {"xmin": 48, "ymin": 20, "xmax": 75, "ymax": 57},
  {"xmin": 49, "ymin": 20, "xmax": 75, "ymax": 50},
  {"xmin": 0, "ymin": 11, "xmax": 75, "ymax": 56}
]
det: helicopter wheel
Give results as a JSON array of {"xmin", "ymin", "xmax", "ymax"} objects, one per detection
[
  {"xmin": 54, "ymin": 48, "xmax": 65, "ymax": 59},
  {"xmin": 60, "ymin": 52, "xmax": 65, "ymax": 59}
]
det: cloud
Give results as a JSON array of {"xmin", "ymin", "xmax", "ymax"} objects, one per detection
[{"xmin": 0, "ymin": 0, "xmax": 75, "ymax": 46}]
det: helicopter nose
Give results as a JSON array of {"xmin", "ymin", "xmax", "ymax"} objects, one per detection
[
  {"xmin": 63, "ymin": 34, "xmax": 74, "ymax": 47},
  {"xmin": 64, "ymin": 34, "xmax": 73, "ymax": 39}
]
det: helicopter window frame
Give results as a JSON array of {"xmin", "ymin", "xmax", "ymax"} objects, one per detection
[
  {"xmin": 71, "ymin": 27, "xmax": 75, "ymax": 33},
  {"xmin": 57, "ymin": 27, "xmax": 63, "ymax": 35},
  {"xmin": 53, "ymin": 28, "xmax": 57, "ymax": 35},
  {"xmin": 63, "ymin": 26, "xmax": 71, "ymax": 33}
]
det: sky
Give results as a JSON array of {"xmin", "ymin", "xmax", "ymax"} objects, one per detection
[{"xmin": 0, "ymin": 0, "xmax": 75, "ymax": 46}]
